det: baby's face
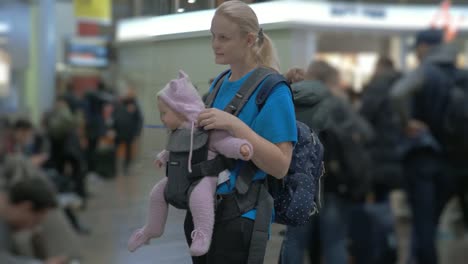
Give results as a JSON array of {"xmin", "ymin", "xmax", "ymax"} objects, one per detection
[{"xmin": 157, "ymin": 98, "xmax": 184, "ymax": 130}]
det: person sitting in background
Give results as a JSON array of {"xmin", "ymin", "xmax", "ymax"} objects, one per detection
[
  {"xmin": 12, "ymin": 119, "xmax": 49, "ymax": 168},
  {"xmin": 0, "ymin": 178, "xmax": 68, "ymax": 264}
]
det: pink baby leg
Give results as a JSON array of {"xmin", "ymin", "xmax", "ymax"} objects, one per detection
[
  {"xmin": 128, "ymin": 177, "xmax": 169, "ymax": 252},
  {"xmin": 188, "ymin": 176, "xmax": 218, "ymax": 256}
]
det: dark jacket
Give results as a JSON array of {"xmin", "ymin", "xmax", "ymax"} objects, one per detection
[
  {"xmin": 113, "ymin": 98, "xmax": 143, "ymax": 142},
  {"xmin": 293, "ymin": 80, "xmax": 334, "ymax": 132},
  {"xmin": 293, "ymin": 80, "xmax": 374, "ymax": 200},
  {"xmin": 390, "ymin": 43, "xmax": 458, "ymax": 145},
  {"xmin": 361, "ymin": 71, "xmax": 404, "ymax": 196}
]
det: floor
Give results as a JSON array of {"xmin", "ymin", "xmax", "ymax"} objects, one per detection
[{"xmin": 75, "ymin": 155, "xmax": 468, "ymax": 264}]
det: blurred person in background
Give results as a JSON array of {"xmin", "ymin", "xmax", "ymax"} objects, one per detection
[
  {"xmin": 2, "ymin": 116, "xmax": 83, "ymax": 257},
  {"xmin": 92, "ymin": 102, "xmax": 117, "ymax": 179},
  {"xmin": 0, "ymin": 178, "xmax": 68, "ymax": 264},
  {"xmin": 43, "ymin": 97, "xmax": 90, "ymax": 235},
  {"xmin": 113, "ymin": 83, "xmax": 143, "ymax": 176},
  {"xmin": 43, "ymin": 97, "xmax": 86, "ymax": 199},
  {"xmin": 83, "ymin": 81, "xmax": 115, "ymax": 176},
  {"xmin": 12, "ymin": 119, "xmax": 49, "ymax": 169},
  {"xmin": 451, "ymin": 69, "xmax": 468, "ymax": 235},
  {"xmin": 280, "ymin": 61, "xmax": 374, "ymax": 264},
  {"xmin": 390, "ymin": 28, "xmax": 459, "ymax": 264},
  {"xmin": 279, "ymin": 65, "xmax": 332, "ymax": 264},
  {"xmin": 359, "ymin": 56, "xmax": 404, "ymax": 264}
]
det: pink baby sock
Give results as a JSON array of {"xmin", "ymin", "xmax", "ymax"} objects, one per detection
[
  {"xmin": 128, "ymin": 177, "xmax": 169, "ymax": 252},
  {"xmin": 188, "ymin": 176, "xmax": 218, "ymax": 256}
]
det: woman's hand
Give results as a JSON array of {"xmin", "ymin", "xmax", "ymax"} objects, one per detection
[
  {"xmin": 197, "ymin": 108, "xmax": 241, "ymax": 132},
  {"xmin": 405, "ymin": 119, "xmax": 428, "ymax": 138}
]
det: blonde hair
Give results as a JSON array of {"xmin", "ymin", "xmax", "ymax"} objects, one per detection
[
  {"xmin": 284, "ymin": 67, "xmax": 305, "ymax": 84},
  {"xmin": 215, "ymin": 0, "xmax": 280, "ymax": 72}
]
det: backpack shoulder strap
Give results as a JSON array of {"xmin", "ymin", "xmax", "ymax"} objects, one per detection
[
  {"xmin": 255, "ymin": 73, "xmax": 291, "ymax": 110},
  {"xmin": 204, "ymin": 69, "xmax": 230, "ymax": 108},
  {"xmin": 225, "ymin": 67, "xmax": 276, "ymax": 116},
  {"xmin": 235, "ymin": 71, "xmax": 292, "ymax": 194}
]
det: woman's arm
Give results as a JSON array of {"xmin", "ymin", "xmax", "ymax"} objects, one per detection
[
  {"xmin": 231, "ymin": 120, "xmax": 293, "ymax": 178},
  {"xmin": 199, "ymin": 109, "xmax": 293, "ymax": 178}
]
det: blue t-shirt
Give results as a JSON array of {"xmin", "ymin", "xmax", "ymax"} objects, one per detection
[{"xmin": 210, "ymin": 69, "xmax": 297, "ymax": 219}]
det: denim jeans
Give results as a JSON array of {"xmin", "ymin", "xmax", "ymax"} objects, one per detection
[
  {"xmin": 279, "ymin": 193, "xmax": 350, "ymax": 264},
  {"xmin": 404, "ymin": 151, "xmax": 454, "ymax": 264}
]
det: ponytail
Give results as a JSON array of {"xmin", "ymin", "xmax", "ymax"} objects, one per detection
[{"xmin": 252, "ymin": 30, "xmax": 280, "ymax": 72}]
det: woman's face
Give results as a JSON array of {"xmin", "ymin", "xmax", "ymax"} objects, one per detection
[{"xmin": 210, "ymin": 14, "xmax": 250, "ymax": 66}]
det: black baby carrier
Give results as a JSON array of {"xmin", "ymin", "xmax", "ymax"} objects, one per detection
[{"xmin": 164, "ymin": 128, "xmax": 233, "ymax": 209}]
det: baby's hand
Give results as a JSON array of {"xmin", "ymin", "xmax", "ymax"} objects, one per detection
[
  {"xmin": 240, "ymin": 144, "xmax": 251, "ymax": 160},
  {"xmin": 154, "ymin": 159, "xmax": 164, "ymax": 168}
]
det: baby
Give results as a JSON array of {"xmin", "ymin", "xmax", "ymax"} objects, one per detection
[{"xmin": 127, "ymin": 71, "xmax": 253, "ymax": 256}]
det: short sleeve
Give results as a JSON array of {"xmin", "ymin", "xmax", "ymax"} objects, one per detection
[{"xmin": 251, "ymin": 83, "xmax": 297, "ymax": 145}]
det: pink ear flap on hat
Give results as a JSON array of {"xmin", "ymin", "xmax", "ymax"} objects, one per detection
[{"xmin": 178, "ymin": 70, "xmax": 189, "ymax": 79}]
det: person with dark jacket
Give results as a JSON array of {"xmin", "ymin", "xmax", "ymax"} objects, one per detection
[
  {"xmin": 113, "ymin": 88, "xmax": 143, "ymax": 175},
  {"xmin": 359, "ymin": 57, "xmax": 404, "ymax": 264},
  {"xmin": 390, "ymin": 28, "xmax": 458, "ymax": 264},
  {"xmin": 361, "ymin": 57, "xmax": 404, "ymax": 200},
  {"xmin": 280, "ymin": 61, "xmax": 374, "ymax": 264},
  {"xmin": 83, "ymin": 83, "xmax": 115, "ymax": 174}
]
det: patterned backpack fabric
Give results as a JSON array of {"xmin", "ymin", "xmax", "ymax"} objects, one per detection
[{"xmin": 269, "ymin": 121, "xmax": 324, "ymax": 226}]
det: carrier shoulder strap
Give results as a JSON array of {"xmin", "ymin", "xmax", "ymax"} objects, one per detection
[{"xmin": 204, "ymin": 69, "xmax": 230, "ymax": 108}]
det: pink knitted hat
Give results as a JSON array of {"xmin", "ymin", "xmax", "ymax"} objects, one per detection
[{"xmin": 157, "ymin": 70, "xmax": 205, "ymax": 122}]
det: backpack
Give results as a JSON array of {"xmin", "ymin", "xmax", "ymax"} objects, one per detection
[
  {"xmin": 442, "ymin": 69, "xmax": 468, "ymax": 162},
  {"xmin": 321, "ymin": 102, "xmax": 374, "ymax": 201},
  {"xmin": 47, "ymin": 105, "xmax": 76, "ymax": 140},
  {"xmin": 269, "ymin": 121, "xmax": 324, "ymax": 225},
  {"xmin": 205, "ymin": 67, "xmax": 324, "ymax": 226}
]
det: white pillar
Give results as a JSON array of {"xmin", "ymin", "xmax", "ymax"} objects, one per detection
[
  {"xmin": 398, "ymin": 36, "xmax": 410, "ymax": 72},
  {"xmin": 464, "ymin": 40, "xmax": 468, "ymax": 69},
  {"xmin": 38, "ymin": 0, "xmax": 56, "ymax": 114},
  {"xmin": 175, "ymin": 0, "xmax": 181, "ymax": 12},
  {"xmin": 290, "ymin": 29, "xmax": 318, "ymax": 69},
  {"xmin": 389, "ymin": 35, "xmax": 408, "ymax": 72}
]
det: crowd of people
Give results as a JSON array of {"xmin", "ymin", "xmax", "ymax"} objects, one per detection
[
  {"xmin": 2, "ymin": 0, "xmax": 468, "ymax": 263},
  {"xmin": 0, "ymin": 81, "xmax": 143, "ymax": 263},
  {"xmin": 278, "ymin": 28, "xmax": 468, "ymax": 264}
]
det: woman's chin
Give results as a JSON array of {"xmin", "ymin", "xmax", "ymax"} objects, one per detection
[{"xmin": 215, "ymin": 57, "xmax": 228, "ymax": 65}]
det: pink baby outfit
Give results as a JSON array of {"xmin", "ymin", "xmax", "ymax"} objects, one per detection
[{"xmin": 127, "ymin": 71, "xmax": 253, "ymax": 256}]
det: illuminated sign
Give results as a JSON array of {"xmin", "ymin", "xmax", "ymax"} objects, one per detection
[
  {"xmin": 117, "ymin": 2, "xmax": 468, "ymax": 43},
  {"xmin": 74, "ymin": 0, "xmax": 112, "ymax": 23},
  {"xmin": 66, "ymin": 37, "xmax": 108, "ymax": 68}
]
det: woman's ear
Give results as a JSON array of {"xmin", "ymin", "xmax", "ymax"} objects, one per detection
[{"xmin": 246, "ymin": 32, "xmax": 256, "ymax": 48}]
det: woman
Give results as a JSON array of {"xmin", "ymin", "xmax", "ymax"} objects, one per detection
[{"xmin": 191, "ymin": 1, "xmax": 297, "ymax": 263}]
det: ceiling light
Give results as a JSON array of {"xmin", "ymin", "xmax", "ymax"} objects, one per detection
[{"xmin": 188, "ymin": 0, "xmax": 196, "ymax": 3}]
